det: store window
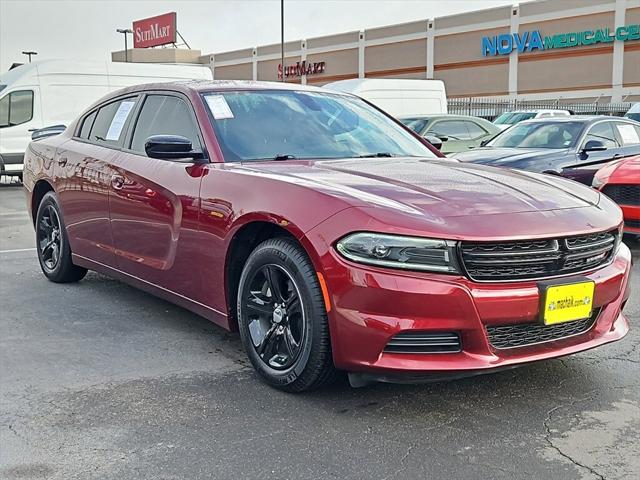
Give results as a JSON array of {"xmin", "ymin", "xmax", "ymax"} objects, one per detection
[{"xmin": 0, "ymin": 90, "xmax": 34, "ymax": 128}]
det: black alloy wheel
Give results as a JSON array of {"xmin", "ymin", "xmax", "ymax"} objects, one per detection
[{"xmin": 243, "ymin": 264, "xmax": 305, "ymax": 370}]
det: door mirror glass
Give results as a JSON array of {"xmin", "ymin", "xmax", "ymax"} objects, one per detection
[
  {"xmin": 582, "ymin": 139, "xmax": 607, "ymax": 152},
  {"xmin": 144, "ymin": 135, "xmax": 204, "ymax": 160},
  {"xmin": 423, "ymin": 135, "xmax": 443, "ymax": 150}
]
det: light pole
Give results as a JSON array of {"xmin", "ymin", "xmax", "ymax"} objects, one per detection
[
  {"xmin": 116, "ymin": 28, "xmax": 133, "ymax": 62},
  {"xmin": 22, "ymin": 51, "xmax": 37, "ymax": 63},
  {"xmin": 280, "ymin": 0, "xmax": 285, "ymax": 82}
]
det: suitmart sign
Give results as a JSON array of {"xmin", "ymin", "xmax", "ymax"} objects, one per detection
[{"xmin": 482, "ymin": 24, "xmax": 640, "ymax": 56}]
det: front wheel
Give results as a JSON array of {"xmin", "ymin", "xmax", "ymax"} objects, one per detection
[
  {"xmin": 35, "ymin": 191, "xmax": 87, "ymax": 283},
  {"xmin": 237, "ymin": 237, "xmax": 336, "ymax": 392}
]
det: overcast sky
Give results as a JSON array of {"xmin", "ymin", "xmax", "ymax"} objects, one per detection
[{"xmin": 0, "ymin": 0, "xmax": 523, "ymax": 72}]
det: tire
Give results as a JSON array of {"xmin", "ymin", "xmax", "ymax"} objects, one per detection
[
  {"xmin": 35, "ymin": 191, "xmax": 87, "ymax": 283},
  {"xmin": 237, "ymin": 237, "xmax": 336, "ymax": 392}
]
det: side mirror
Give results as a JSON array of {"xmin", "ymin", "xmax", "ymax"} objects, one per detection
[
  {"xmin": 144, "ymin": 135, "xmax": 205, "ymax": 161},
  {"xmin": 582, "ymin": 139, "xmax": 607, "ymax": 152},
  {"xmin": 435, "ymin": 135, "xmax": 449, "ymax": 142},
  {"xmin": 423, "ymin": 135, "xmax": 443, "ymax": 151}
]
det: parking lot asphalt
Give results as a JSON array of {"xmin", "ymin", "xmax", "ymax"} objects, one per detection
[{"xmin": 1, "ymin": 182, "xmax": 639, "ymax": 480}]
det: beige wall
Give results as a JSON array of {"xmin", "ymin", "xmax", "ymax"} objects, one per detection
[
  {"xmin": 215, "ymin": 63, "xmax": 252, "ymax": 80},
  {"xmin": 435, "ymin": 63, "xmax": 509, "ymax": 97},
  {"xmin": 365, "ymin": 39, "xmax": 426, "ymax": 76},
  {"xmin": 306, "ymin": 49, "xmax": 357, "ymax": 84}
]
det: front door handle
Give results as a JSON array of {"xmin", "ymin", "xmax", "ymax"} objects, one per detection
[
  {"xmin": 612, "ymin": 154, "xmax": 623, "ymax": 159},
  {"xmin": 111, "ymin": 174, "xmax": 125, "ymax": 190}
]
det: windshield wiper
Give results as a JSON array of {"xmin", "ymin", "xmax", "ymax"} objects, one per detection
[
  {"xmin": 357, "ymin": 152, "xmax": 394, "ymax": 158},
  {"xmin": 272, "ymin": 154, "xmax": 297, "ymax": 161}
]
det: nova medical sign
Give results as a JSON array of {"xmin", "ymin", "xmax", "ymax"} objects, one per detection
[
  {"xmin": 133, "ymin": 12, "xmax": 177, "ymax": 48},
  {"xmin": 482, "ymin": 24, "xmax": 640, "ymax": 56}
]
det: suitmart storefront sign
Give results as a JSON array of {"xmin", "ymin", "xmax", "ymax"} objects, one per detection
[{"xmin": 482, "ymin": 24, "xmax": 640, "ymax": 56}]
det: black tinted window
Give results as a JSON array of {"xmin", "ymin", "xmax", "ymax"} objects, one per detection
[
  {"xmin": 79, "ymin": 111, "xmax": 96, "ymax": 139},
  {"xmin": 0, "ymin": 90, "xmax": 33, "ymax": 128},
  {"xmin": 131, "ymin": 95, "xmax": 201, "ymax": 154},
  {"xmin": 89, "ymin": 97, "xmax": 137, "ymax": 146},
  {"xmin": 584, "ymin": 122, "xmax": 619, "ymax": 148}
]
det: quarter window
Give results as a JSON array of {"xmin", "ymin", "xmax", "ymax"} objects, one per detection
[
  {"xmin": 130, "ymin": 95, "xmax": 201, "ymax": 155},
  {"xmin": 79, "ymin": 111, "xmax": 97, "ymax": 140},
  {"xmin": 0, "ymin": 90, "xmax": 34, "ymax": 128},
  {"xmin": 583, "ymin": 122, "xmax": 619, "ymax": 148},
  {"xmin": 89, "ymin": 97, "xmax": 137, "ymax": 146}
]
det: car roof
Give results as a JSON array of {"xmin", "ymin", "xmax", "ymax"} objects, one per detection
[
  {"xmin": 502, "ymin": 109, "xmax": 570, "ymax": 113},
  {"xmin": 112, "ymin": 79, "xmax": 339, "ymax": 96},
  {"xmin": 399, "ymin": 114, "xmax": 482, "ymax": 120}
]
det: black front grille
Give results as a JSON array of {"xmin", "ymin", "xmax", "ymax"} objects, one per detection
[
  {"xmin": 486, "ymin": 309, "xmax": 599, "ymax": 349},
  {"xmin": 384, "ymin": 332, "xmax": 461, "ymax": 354},
  {"xmin": 602, "ymin": 185, "xmax": 640, "ymax": 206},
  {"xmin": 460, "ymin": 231, "xmax": 617, "ymax": 281}
]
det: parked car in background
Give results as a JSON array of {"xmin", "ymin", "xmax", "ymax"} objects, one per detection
[
  {"xmin": 453, "ymin": 116, "xmax": 640, "ymax": 185},
  {"xmin": 323, "ymin": 78, "xmax": 447, "ymax": 117},
  {"xmin": 399, "ymin": 114, "xmax": 501, "ymax": 154},
  {"xmin": 593, "ymin": 155, "xmax": 640, "ymax": 238},
  {"xmin": 23, "ymin": 81, "xmax": 632, "ymax": 392},
  {"xmin": 493, "ymin": 109, "xmax": 571, "ymax": 130},
  {"xmin": 625, "ymin": 103, "xmax": 640, "ymax": 122},
  {"xmin": 0, "ymin": 60, "xmax": 212, "ymax": 177}
]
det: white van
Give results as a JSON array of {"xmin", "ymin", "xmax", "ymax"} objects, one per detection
[
  {"xmin": 323, "ymin": 79, "xmax": 447, "ymax": 117},
  {"xmin": 625, "ymin": 103, "xmax": 640, "ymax": 122},
  {"xmin": 0, "ymin": 60, "xmax": 212, "ymax": 176}
]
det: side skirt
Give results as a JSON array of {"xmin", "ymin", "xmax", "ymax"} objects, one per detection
[{"xmin": 72, "ymin": 254, "xmax": 231, "ymax": 330}]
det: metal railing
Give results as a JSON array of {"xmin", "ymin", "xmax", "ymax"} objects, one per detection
[{"xmin": 448, "ymin": 98, "xmax": 633, "ymax": 120}]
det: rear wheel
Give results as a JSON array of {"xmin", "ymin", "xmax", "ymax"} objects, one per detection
[
  {"xmin": 36, "ymin": 192, "xmax": 87, "ymax": 283},
  {"xmin": 237, "ymin": 237, "xmax": 336, "ymax": 392}
]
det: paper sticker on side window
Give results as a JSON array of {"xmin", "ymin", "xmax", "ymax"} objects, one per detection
[
  {"xmin": 105, "ymin": 100, "xmax": 136, "ymax": 141},
  {"xmin": 205, "ymin": 95, "xmax": 234, "ymax": 120},
  {"xmin": 616, "ymin": 124, "xmax": 640, "ymax": 145}
]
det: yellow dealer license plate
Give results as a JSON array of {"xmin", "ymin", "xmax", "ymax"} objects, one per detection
[{"xmin": 540, "ymin": 280, "xmax": 595, "ymax": 325}]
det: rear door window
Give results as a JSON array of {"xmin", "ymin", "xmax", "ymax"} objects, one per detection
[
  {"xmin": 430, "ymin": 120, "xmax": 472, "ymax": 140},
  {"xmin": 130, "ymin": 95, "xmax": 202, "ymax": 155},
  {"xmin": 89, "ymin": 97, "xmax": 137, "ymax": 147},
  {"xmin": 464, "ymin": 121, "xmax": 488, "ymax": 139},
  {"xmin": 614, "ymin": 122, "xmax": 640, "ymax": 146}
]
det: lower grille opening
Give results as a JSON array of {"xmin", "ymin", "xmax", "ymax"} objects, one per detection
[
  {"xmin": 486, "ymin": 309, "xmax": 600, "ymax": 350},
  {"xmin": 384, "ymin": 332, "xmax": 461, "ymax": 354}
]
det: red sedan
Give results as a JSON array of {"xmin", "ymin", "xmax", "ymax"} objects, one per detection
[
  {"xmin": 23, "ymin": 81, "xmax": 632, "ymax": 391},
  {"xmin": 593, "ymin": 155, "xmax": 640, "ymax": 237}
]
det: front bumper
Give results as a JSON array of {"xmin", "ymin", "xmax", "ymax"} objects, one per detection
[
  {"xmin": 620, "ymin": 204, "xmax": 640, "ymax": 235},
  {"xmin": 312, "ymin": 238, "xmax": 632, "ymax": 378}
]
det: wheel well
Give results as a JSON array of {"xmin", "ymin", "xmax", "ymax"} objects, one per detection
[
  {"xmin": 225, "ymin": 221, "xmax": 295, "ymax": 331},
  {"xmin": 31, "ymin": 180, "xmax": 54, "ymax": 225}
]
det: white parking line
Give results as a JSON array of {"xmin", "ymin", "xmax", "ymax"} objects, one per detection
[{"xmin": 0, "ymin": 247, "xmax": 36, "ymax": 254}]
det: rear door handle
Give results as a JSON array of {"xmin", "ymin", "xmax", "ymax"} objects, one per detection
[
  {"xmin": 58, "ymin": 157, "xmax": 67, "ymax": 167},
  {"xmin": 111, "ymin": 174, "xmax": 125, "ymax": 190}
]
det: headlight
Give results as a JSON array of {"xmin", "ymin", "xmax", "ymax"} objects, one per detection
[{"xmin": 335, "ymin": 232, "xmax": 460, "ymax": 273}]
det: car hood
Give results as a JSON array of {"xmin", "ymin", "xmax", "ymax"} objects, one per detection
[
  {"xmin": 234, "ymin": 157, "xmax": 601, "ymax": 218},
  {"xmin": 452, "ymin": 147, "xmax": 568, "ymax": 165}
]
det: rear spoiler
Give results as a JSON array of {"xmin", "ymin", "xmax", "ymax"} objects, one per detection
[{"xmin": 31, "ymin": 124, "xmax": 66, "ymax": 141}]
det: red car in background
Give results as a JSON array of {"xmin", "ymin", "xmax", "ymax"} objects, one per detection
[
  {"xmin": 593, "ymin": 156, "xmax": 640, "ymax": 237},
  {"xmin": 22, "ymin": 81, "xmax": 632, "ymax": 392}
]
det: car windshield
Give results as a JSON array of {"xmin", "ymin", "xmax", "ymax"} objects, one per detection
[
  {"xmin": 203, "ymin": 90, "xmax": 436, "ymax": 162},
  {"xmin": 488, "ymin": 121, "xmax": 584, "ymax": 149},
  {"xmin": 400, "ymin": 117, "xmax": 430, "ymax": 133},
  {"xmin": 494, "ymin": 112, "xmax": 537, "ymax": 125}
]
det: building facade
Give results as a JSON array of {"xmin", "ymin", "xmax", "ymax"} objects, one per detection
[{"xmin": 207, "ymin": 0, "xmax": 640, "ymax": 102}]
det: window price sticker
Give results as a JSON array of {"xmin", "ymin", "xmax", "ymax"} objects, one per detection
[
  {"xmin": 616, "ymin": 124, "xmax": 640, "ymax": 144},
  {"xmin": 105, "ymin": 100, "xmax": 136, "ymax": 141},
  {"xmin": 205, "ymin": 95, "xmax": 234, "ymax": 120}
]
